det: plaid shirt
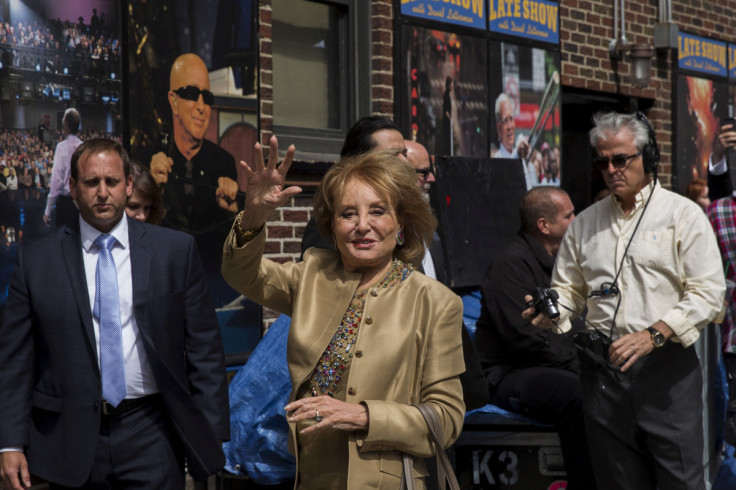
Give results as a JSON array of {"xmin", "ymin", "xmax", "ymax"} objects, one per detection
[{"xmin": 708, "ymin": 196, "xmax": 736, "ymax": 353}]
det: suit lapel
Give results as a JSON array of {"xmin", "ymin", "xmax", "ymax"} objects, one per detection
[
  {"xmin": 428, "ymin": 233, "xmax": 447, "ymax": 285},
  {"xmin": 60, "ymin": 225, "xmax": 96, "ymax": 352},
  {"xmin": 128, "ymin": 220, "xmax": 150, "ymax": 324}
]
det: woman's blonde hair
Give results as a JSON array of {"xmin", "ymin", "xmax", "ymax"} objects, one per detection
[{"xmin": 313, "ymin": 150, "xmax": 437, "ymax": 267}]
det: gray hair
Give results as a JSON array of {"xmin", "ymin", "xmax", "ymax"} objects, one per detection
[
  {"xmin": 589, "ymin": 112, "xmax": 649, "ymax": 151},
  {"xmin": 495, "ymin": 93, "xmax": 514, "ymax": 121}
]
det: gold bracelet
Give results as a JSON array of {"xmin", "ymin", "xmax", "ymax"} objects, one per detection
[{"xmin": 233, "ymin": 211, "xmax": 264, "ymax": 243}]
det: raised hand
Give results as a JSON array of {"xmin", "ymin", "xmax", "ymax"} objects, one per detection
[
  {"xmin": 713, "ymin": 122, "xmax": 736, "ymax": 162},
  {"xmin": 239, "ymin": 136, "xmax": 302, "ymax": 229}
]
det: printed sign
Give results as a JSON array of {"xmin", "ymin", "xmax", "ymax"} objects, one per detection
[
  {"xmin": 400, "ymin": 0, "xmax": 486, "ymax": 30},
  {"xmin": 729, "ymin": 44, "xmax": 736, "ymax": 79},
  {"xmin": 488, "ymin": 0, "xmax": 559, "ymax": 44},
  {"xmin": 678, "ymin": 32, "xmax": 727, "ymax": 77}
]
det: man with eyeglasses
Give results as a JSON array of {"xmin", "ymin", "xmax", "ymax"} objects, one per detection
[
  {"xmin": 492, "ymin": 93, "xmax": 529, "ymax": 160},
  {"xmin": 150, "ymin": 53, "xmax": 240, "ymax": 306},
  {"xmin": 527, "ymin": 111, "xmax": 725, "ymax": 490},
  {"xmin": 405, "ymin": 139, "xmax": 435, "ymax": 199},
  {"xmin": 405, "ymin": 139, "xmax": 442, "ymax": 278},
  {"xmin": 492, "ymin": 92, "xmax": 538, "ymax": 189}
]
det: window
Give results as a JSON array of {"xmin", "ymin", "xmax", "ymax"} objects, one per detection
[{"xmin": 271, "ymin": 0, "xmax": 369, "ymax": 158}]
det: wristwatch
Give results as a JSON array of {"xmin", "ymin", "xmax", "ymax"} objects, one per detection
[{"xmin": 646, "ymin": 326, "xmax": 666, "ymax": 348}]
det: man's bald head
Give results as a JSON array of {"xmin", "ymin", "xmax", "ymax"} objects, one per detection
[
  {"xmin": 405, "ymin": 140, "xmax": 435, "ymax": 196},
  {"xmin": 169, "ymin": 53, "xmax": 210, "ymax": 91},
  {"xmin": 168, "ymin": 53, "xmax": 211, "ymax": 148}
]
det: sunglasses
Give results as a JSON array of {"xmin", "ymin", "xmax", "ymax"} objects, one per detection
[
  {"xmin": 173, "ymin": 85, "xmax": 214, "ymax": 106},
  {"xmin": 593, "ymin": 152, "xmax": 641, "ymax": 171},
  {"xmin": 415, "ymin": 168, "xmax": 433, "ymax": 178}
]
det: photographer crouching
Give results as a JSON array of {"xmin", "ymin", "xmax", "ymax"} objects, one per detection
[
  {"xmin": 525, "ymin": 112, "xmax": 725, "ymax": 490},
  {"xmin": 473, "ymin": 186, "xmax": 596, "ymax": 489}
]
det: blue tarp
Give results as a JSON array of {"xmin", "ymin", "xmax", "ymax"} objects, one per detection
[{"xmin": 223, "ymin": 314, "xmax": 296, "ymax": 484}]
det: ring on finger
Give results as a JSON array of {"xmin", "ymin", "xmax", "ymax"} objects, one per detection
[{"xmin": 314, "ymin": 409, "xmax": 323, "ymax": 422}]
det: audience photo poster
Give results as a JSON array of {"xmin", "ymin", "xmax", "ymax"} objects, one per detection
[
  {"xmin": 0, "ymin": 0, "xmax": 122, "ymax": 308},
  {"xmin": 489, "ymin": 41, "xmax": 561, "ymax": 188},
  {"xmin": 401, "ymin": 24, "xmax": 488, "ymax": 158},
  {"xmin": 674, "ymin": 74, "xmax": 728, "ymax": 194}
]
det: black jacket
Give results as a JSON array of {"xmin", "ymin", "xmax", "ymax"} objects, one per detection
[{"xmin": 473, "ymin": 232, "xmax": 580, "ymax": 390}]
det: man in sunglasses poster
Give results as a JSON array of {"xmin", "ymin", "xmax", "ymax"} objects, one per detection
[
  {"xmin": 150, "ymin": 53, "xmax": 240, "ymax": 307},
  {"xmin": 526, "ymin": 111, "xmax": 725, "ymax": 489}
]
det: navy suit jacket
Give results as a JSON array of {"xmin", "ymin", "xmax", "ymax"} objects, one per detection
[{"xmin": 0, "ymin": 218, "xmax": 229, "ymax": 485}]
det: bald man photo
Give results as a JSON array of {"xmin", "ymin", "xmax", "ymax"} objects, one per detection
[{"xmin": 150, "ymin": 53, "xmax": 240, "ymax": 306}]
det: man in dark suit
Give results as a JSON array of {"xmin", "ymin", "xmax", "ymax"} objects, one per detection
[
  {"xmin": 405, "ymin": 139, "xmax": 445, "ymax": 284},
  {"xmin": 0, "ymin": 138, "xmax": 229, "ymax": 489}
]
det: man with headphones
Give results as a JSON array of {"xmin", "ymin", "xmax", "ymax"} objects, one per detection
[{"xmin": 527, "ymin": 112, "xmax": 725, "ymax": 489}]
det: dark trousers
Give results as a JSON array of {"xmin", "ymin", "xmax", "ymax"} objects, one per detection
[
  {"xmin": 724, "ymin": 353, "xmax": 736, "ymax": 446},
  {"xmin": 49, "ymin": 396, "xmax": 185, "ymax": 489},
  {"xmin": 579, "ymin": 342, "xmax": 704, "ymax": 490},
  {"xmin": 491, "ymin": 367, "xmax": 596, "ymax": 490}
]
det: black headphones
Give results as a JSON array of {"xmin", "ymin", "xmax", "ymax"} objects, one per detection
[{"xmin": 636, "ymin": 111, "xmax": 660, "ymax": 174}]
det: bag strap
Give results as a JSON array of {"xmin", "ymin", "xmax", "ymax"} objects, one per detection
[
  {"xmin": 401, "ymin": 403, "xmax": 460, "ymax": 490},
  {"xmin": 401, "ymin": 452, "xmax": 416, "ymax": 490},
  {"xmin": 415, "ymin": 404, "xmax": 460, "ymax": 490}
]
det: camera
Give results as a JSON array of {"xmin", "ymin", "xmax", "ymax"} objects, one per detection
[{"xmin": 526, "ymin": 287, "xmax": 560, "ymax": 319}]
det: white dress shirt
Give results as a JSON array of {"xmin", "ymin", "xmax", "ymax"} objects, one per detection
[
  {"xmin": 421, "ymin": 247, "xmax": 437, "ymax": 280},
  {"xmin": 552, "ymin": 181, "xmax": 725, "ymax": 347},
  {"xmin": 80, "ymin": 214, "xmax": 157, "ymax": 397}
]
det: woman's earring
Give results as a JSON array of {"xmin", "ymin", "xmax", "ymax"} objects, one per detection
[
  {"xmin": 396, "ymin": 229, "xmax": 405, "ymax": 246},
  {"xmin": 332, "ymin": 234, "xmax": 337, "ymax": 250}
]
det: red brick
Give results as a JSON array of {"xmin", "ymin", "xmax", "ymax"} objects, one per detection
[
  {"xmin": 263, "ymin": 241, "xmax": 280, "ymax": 254},
  {"xmin": 267, "ymin": 226, "xmax": 294, "ymax": 239},
  {"xmin": 374, "ymin": 29, "xmax": 392, "ymax": 44},
  {"xmin": 294, "ymin": 195, "xmax": 314, "ymax": 208},
  {"xmin": 373, "ymin": 86, "xmax": 393, "ymax": 100},
  {"xmin": 283, "ymin": 241, "xmax": 302, "ymax": 254},
  {"xmin": 283, "ymin": 210, "xmax": 309, "ymax": 222}
]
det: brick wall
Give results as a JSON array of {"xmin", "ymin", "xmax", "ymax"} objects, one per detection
[
  {"xmin": 254, "ymin": 0, "xmax": 395, "ymax": 327},
  {"xmin": 250, "ymin": 0, "xmax": 736, "ymax": 329},
  {"xmin": 372, "ymin": 0, "xmax": 396, "ymax": 116},
  {"xmin": 560, "ymin": 0, "xmax": 736, "ymax": 187}
]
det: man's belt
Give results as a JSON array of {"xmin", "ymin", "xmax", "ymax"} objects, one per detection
[{"xmin": 101, "ymin": 394, "xmax": 160, "ymax": 415}]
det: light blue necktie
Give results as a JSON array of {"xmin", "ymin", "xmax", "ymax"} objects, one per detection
[{"xmin": 94, "ymin": 233, "xmax": 127, "ymax": 407}]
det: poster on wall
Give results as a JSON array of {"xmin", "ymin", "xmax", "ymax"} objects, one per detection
[
  {"xmin": 489, "ymin": 41, "xmax": 561, "ymax": 189},
  {"xmin": 674, "ymin": 74, "xmax": 728, "ymax": 194},
  {"xmin": 0, "ymin": 0, "xmax": 122, "ymax": 308},
  {"xmin": 402, "ymin": 24, "xmax": 489, "ymax": 159},
  {"xmin": 127, "ymin": 0, "xmax": 261, "ymax": 357},
  {"xmin": 678, "ymin": 32, "xmax": 727, "ymax": 78},
  {"xmin": 400, "ymin": 0, "xmax": 486, "ymax": 30},
  {"xmin": 488, "ymin": 0, "xmax": 559, "ymax": 45}
]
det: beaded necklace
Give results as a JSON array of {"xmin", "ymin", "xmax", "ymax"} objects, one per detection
[{"xmin": 310, "ymin": 258, "xmax": 414, "ymax": 397}]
